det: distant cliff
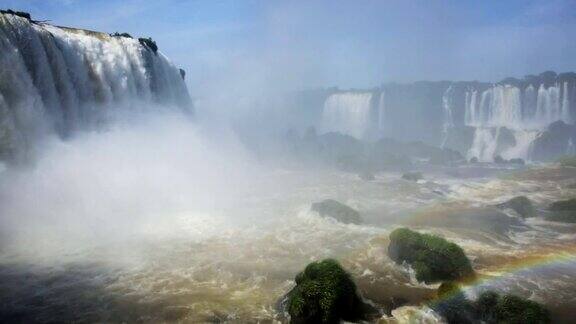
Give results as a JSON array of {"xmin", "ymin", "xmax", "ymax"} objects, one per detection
[{"xmin": 289, "ymin": 71, "xmax": 576, "ymax": 162}]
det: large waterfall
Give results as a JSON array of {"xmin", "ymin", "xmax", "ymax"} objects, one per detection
[
  {"xmin": 320, "ymin": 92, "xmax": 374, "ymax": 139},
  {"xmin": 0, "ymin": 13, "xmax": 191, "ymax": 161},
  {"xmin": 463, "ymin": 81, "xmax": 573, "ymax": 161}
]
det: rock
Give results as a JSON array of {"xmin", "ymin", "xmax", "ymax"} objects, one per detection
[
  {"xmin": 179, "ymin": 68, "xmax": 186, "ymax": 80},
  {"xmin": 310, "ymin": 199, "xmax": 362, "ymax": 224},
  {"xmin": 509, "ymin": 158, "xmax": 525, "ymax": 165},
  {"xmin": 431, "ymin": 282, "xmax": 475, "ymax": 324},
  {"xmin": 442, "ymin": 126, "xmax": 476, "ymax": 156},
  {"xmin": 138, "ymin": 37, "xmax": 158, "ymax": 53},
  {"xmin": 545, "ymin": 198, "xmax": 576, "ymax": 223},
  {"xmin": 558, "ymin": 156, "xmax": 576, "ymax": 167},
  {"xmin": 495, "ymin": 127, "xmax": 516, "ymax": 155},
  {"xmin": 493, "ymin": 155, "xmax": 506, "ymax": 164},
  {"xmin": 401, "ymin": 172, "xmax": 423, "ymax": 181},
  {"xmin": 496, "ymin": 196, "xmax": 536, "ymax": 218},
  {"xmin": 286, "ymin": 259, "xmax": 376, "ymax": 323},
  {"xmin": 475, "ymin": 292, "xmax": 551, "ymax": 324},
  {"xmin": 358, "ymin": 171, "xmax": 375, "ymax": 181},
  {"xmin": 387, "ymin": 228, "xmax": 474, "ymax": 283},
  {"xmin": 469, "ymin": 157, "xmax": 479, "ymax": 163},
  {"xmin": 532, "ymin": 121, "xmax": 575, "ymax": 161}
]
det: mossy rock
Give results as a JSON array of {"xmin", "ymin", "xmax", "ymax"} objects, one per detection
[
  {"xmin": 496, "ymin": 196, "xmax": 536, "ymax": 218},
  {"xmin": 431, "ymin": 282, "xmax": 475, "ymax": 324},
  {"xmin": 475, "ymin": 292, "xmax": 551, "ymax": 324},
  {"xmin": 558, "ymin": 155, "xmax": 576, "ymax": 167},
  {"xmin": 545, "ymin": 198, "xmax": 576, "ymax": 223},
  {"xmin": 0, "ymin": 9, "xmax": 31, "ymax": 20},
  {"xmin": 401, "ymin": 172, "xmax": 423, "ymax": 181},
  {"xmin": 388, "ymin": 228, "xmax": 473, "ymax": 283},
  {"xmin": 287, "ymin": 259, "xmax": 374, "ymax": 323},
  {"xmin": 110, "ymin": 32, "xmax": 133, "ymax": 38},
  {"xmin": 311, "ymin": 199, "xmax": 361, "ymax": 224}
]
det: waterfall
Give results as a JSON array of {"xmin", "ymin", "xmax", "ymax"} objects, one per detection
[
  {"xmin": 462, "ymin": 81, "xmax": 573, "ymax": 161},
  {"xmin": 0, "ymin": 13, "xmax": 192, "ymax": 161},
  {"xmin": 441, "ymin": 86, "xmax": 455, "ymax": 147},
  {"xmin": 377, "ymin": 91, "xmax": 386, "ymax": 137},
  {"xmin": 320, "ymin": 92, "xmax": 373, "ymax": 139}
]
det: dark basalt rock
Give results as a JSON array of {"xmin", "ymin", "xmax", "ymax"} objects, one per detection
[
  {"xmin": 469, "ymin": 156, "xmax": 479, "ymax": 163},
  {"xmin": 388, "ymin": 228, "xmax": 474, "ymax": 283},
  {"xmin": 138, "ymin": 37, "xmax": 158, "ymax": 53},
  {"xmin": 509, "ymin": 158, "xmax": 525, "ymax": 165},
  {"xmin": 494, "ymin": 155, "xmax": 506, "ymax": 164},
  {"xmin": 401, "ymin": 172, "xmax": 423, "ymax": 181},
  {"xmin": 310, "ymin": 199, "xmax": 362, "ymax": 224},
  {"xmin": 431, "ymin": 282, "xmax": 475, "ymax": 324},
  {"xmin": 545, "ymin": 198, "xmax": 576, "ymax": 223},
  {"xmin": 496, "ymin": 196, "xmax": 536, "ymax": 218},
  {"xmin": 532, "ymin": 121, "xmax": 575, "ymax": 162},
  {"xmin": 286, "ymin": 259, "xmax": 377, "ymax": 323},
  {"xmin": 179, "ymin": 68, "xmax": 186, "ymax": 80}
]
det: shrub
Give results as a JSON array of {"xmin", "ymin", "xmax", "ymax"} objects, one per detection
[
  {"xmin": 475, "ymin": 292, "xmax": 551, "ymax": 324},
  {"xmin": 0, "ymin": 9, "xmax": 31, "ymax": 20},
  {"xmin": 138, "ymin": 37, "xmax": 158, "ymax": 53},
  {"xmin": 388, "ymin": 228, "xmax": 473, "ymax": 283}
]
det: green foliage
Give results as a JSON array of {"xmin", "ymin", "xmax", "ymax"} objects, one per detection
[
  {"xmin": 0, "ymin": 9, "xmax": 31, "ymax": 20},
  {"xmin": 138, "ymin": 37, "xmax": 158, "ymax": 53},
  {"xmin": 110, "ymin": 32, "xmax": 133, "ymax": 38},
  {"xmin": 288, "ymin": 259, "xmax": 365, "ymax": 323},
  {"xmin": 432, "ymin": 282, "xmax": 475, "ymax": 324},
  {"xmin": 388, "ymin": 228, "xmax": 473, "ymax": 283},
  {"xmin": 475, "ymin": 292, "xmax": 551, "ymax": 324}
]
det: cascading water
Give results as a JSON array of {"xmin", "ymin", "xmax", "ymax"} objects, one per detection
[
  {"xmin": 319, "ymin": 92, "xmax": 373, "ymax": 139},
  {"xmin": 463, "ymin": 82, "xmax": 572, "ymax": 161},
  {"xmin": 0, "ymin": 13, "xmax": 192, "ymax": 161},
  {"xmin": 441, "ymin": 86, "xmax": 455, "ymax": 147},
  {"xmin": 377, "ymin": 91, "xmax": 386, "ymax": 138}
]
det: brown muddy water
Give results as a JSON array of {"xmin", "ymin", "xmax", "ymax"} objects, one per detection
[{"xmin": 1, "ymin": 165, "xmax": 576, "ymax": 323}]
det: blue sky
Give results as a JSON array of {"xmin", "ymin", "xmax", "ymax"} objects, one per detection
[{"xmin": 5, "ymin": 0, "xmax": 576, "ymax": 93}]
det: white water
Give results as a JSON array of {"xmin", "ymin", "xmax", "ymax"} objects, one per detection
[
  {"xmin": 441, "ymin": 86, "xmax": 455, "ymax": 148},
  {"xmin": 464, "ymin": 82, "xmax": 572, "ymax": 161},
  {"xmin": 0, "ymin": 14, "xmax": 191, "ymax": 160},
  {"xmin": 320, "ymin": 92, "xmax": 373, "ymax": 139}
]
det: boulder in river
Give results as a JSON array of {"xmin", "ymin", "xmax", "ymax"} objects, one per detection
[
  {"xmin": 401, "ymin": 172, "xmax": 423, "ymax": 181},
  {"xmin": 475, "ymin": 291, "xmax": 551, "ymax": 324},
  {"xmin": 311, "ymin": 199, "xmax": 362, "ymax": 224},
  {"xmin": 496, "ymin": 196, "xmax": 536, "ymax": 218},
  {"xmin": 388, "ymin": 228, "xmax": 474, "ymax": 283},
  {"xmin": 286, "ymin": 259, "xmax": 377, "ymax": 323},
  {"xmin": 545, "ymin": 198, "xmax": 576, "ymax": 223}
]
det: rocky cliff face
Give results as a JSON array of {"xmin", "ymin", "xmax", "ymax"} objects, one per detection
[
  {"xmin": 0, "ymin": 11, "xmax": 192, "ymax": 162},
  {"xmin": 290, "ymin": 71, "xmax": 576, "ymax": 162}
]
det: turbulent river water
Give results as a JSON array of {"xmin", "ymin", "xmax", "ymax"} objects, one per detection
[{"xmin": 1, "ymin": 162, "xmax": 575, "ymax": 323}]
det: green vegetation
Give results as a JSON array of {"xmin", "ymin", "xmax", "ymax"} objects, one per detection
[
  {"xmin": 287, "ymin": 259, "xmax": 368, "ymax": 323},
  {"xmin": 138, "ymin": 37, "xmax": 158, "ymax": 53},
  {"xmin": 475, "ymin": 291, "xmax": 551, "ymax": 324},
  {"xmin": 110, "ymin": 32, "xmax": 133, "ymax": 38},
  {"xmin": 0, "ymin": 9, "xmax": 31, "ymax": 20},
  {"xmin": 388, "ymin": 228, "xmax": 473, "ymax": 283},
  {"xmin": 432, "ymin": 282, "xmax": 475, "ymax": 324},
  {"xmin": 496, "ymin": 196, "xmax": 536, "ymax": 218},
  {"xmin": 557, "ymin": 155, "xmax": 576, "ymax": 167},
  {"xmin": 311, "ymin": 199, "xmax": 362, "ymax": 224}
]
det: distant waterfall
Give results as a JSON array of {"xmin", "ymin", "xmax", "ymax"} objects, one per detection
[
  {"xmin": 462, "ymin": 82, "xmax": 572, "ymax": 161},
  {"xmin": 0, "ymin": 13, "xmax": 192, "ymax": 160},
  {"xmin": 441, "ymin": 86, "xmax": 455, "ymax": 147},
  {"xmin": 377, "ymin": 91, "xmax": 386, "ymax": 137},
  {"xmin": 320, "ymin": 92, "xmax": 373, "ymax": 139}
]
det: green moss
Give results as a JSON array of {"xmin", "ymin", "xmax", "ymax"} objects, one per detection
[
  {"xmin": 432, "ymin": 282, "xmax": 475, "ymax": 324},
  {"xmin": 475, "ymin": 292, "xmax": 551, "ymax": 324},
  {"xmin": 388, "ymin": 228, "xmax": 473, "ymax": 283},
  {"xmin": 287, "ymin": 259, "xmax": 366, "ymax": 323}
]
